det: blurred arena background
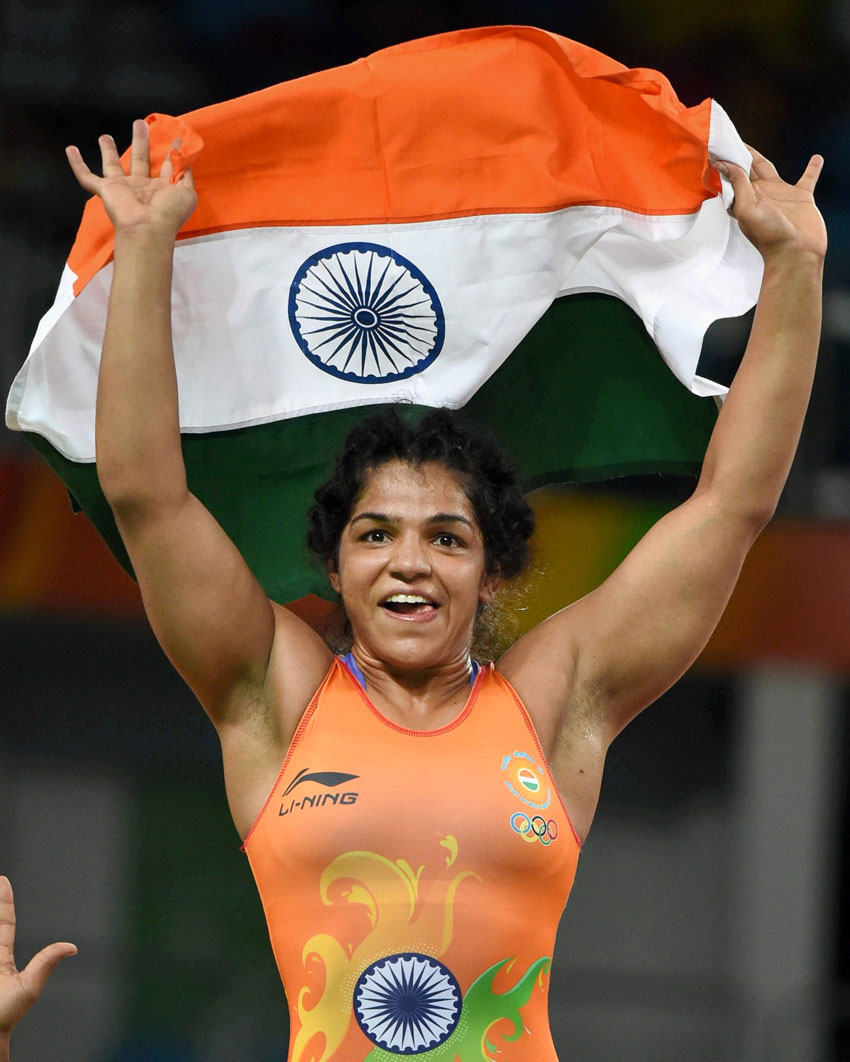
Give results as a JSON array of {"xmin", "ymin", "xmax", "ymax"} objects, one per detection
[{"xmin": 2, "ymin": 0, "xmax": 850, "ymax": 1059}]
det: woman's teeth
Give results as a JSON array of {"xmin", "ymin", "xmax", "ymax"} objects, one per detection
[{"xmin": 382, "ymin": 594, "xmax": 436, "ymax": 613}]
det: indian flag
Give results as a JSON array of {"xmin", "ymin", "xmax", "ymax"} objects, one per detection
[{"xmin": 5, "ymin": 25, "xmax": 761, "ymax": 605}]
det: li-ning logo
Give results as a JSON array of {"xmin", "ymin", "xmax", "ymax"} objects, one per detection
[{"xmin": 278, "ymin": 767, "xmax": 360, "ymax": 817}]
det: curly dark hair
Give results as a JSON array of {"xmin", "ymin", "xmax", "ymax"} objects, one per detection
[{"xmin": 306, "ymin": 407, "xmax": 534, "ymax": 579}]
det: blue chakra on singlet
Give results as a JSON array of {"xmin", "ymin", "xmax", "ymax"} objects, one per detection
[
  {"xmin": 353, "ymin": 952, "xmax": 461, "ymax": 1054},
  {"xmin": 288, "ymin": 243, "xmax": 445, "ymax": 383}
]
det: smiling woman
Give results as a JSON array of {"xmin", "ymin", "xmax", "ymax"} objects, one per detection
[
  {"xmin": 329, "ymin": 457, "xmax": 501, "ymax": 694},
  {"xmin": 35, "ymin": 46, "xmax": 828, "ymax": 1057},
  {"xmin": 306, "ymin": 407, "xmax": 534, "ymax": 662}
]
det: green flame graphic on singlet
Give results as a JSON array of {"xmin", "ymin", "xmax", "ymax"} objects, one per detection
[{"xmin": 364, "ymin": 955, "xmax": 551, "ymax": 1061}]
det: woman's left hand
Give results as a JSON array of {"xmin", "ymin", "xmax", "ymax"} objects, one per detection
[{"xmin": 717, "ymin": 148, "xmax": 827, "ymax": 263}]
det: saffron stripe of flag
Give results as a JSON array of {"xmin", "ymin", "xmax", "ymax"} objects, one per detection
[{"xmin": 6, "ymin": 26, "xmax": 760, "ymax": 604}]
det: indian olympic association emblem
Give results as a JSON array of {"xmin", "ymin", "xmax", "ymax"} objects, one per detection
[
  {"xmin": 501, "ymin": 750, "xmax": 551, "ymax": 811},
  {"xmin": 353, "ymin": 952, "xmax": 461, "ymax": 1054},
  {"xmin": 288, "ymin": 242, "xmax": 445, "ymax": 383}
]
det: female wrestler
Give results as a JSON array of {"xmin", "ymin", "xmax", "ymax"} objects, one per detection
[
  {"xmin": 0, "ymin": 876, "xmax": 76, "ymax": 1062},
  {"xmin": 65, "ymin": 122, "xmax": 824, "ymax": 1060}
]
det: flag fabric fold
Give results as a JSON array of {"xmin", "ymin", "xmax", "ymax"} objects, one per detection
[{"xmin": 6, "ymin": 25, "xmax": 761, "ymax": 603}]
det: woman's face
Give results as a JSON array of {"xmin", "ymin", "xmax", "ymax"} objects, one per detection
[{"xmin": 328, "ymin": 460, "xmax": 500, "ymax": 670}]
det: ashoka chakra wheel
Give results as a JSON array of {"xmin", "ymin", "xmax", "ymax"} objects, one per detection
[
  {"xmin": 353, "ymin": 952, "xmax": 461, "ymax": 1054},
  {"xmin": 288, "ymin": 242, "xmax": 445, "ymax": 384}
]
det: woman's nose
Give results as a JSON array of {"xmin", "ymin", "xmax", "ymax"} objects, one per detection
[{"xmin": 389, "ymin": 533, "xmax": 431, "ymax": 578}]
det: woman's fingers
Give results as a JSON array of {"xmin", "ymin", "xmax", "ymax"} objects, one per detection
[
  {"xmin": 98, "ymin": 133, "xmax": 125, "ymax": 179},
  {"xmin": 20, "ymin": 942, "xmax": 77, "ymax": 998},
  {"xmin": 746, "ymin": 146, "xmax": 779, "ymax": 182},
  {"xmin": 746, "ymin": 145, "xmax": 824, "ymax": 196},
  {"xmin": 158, "ymin": 138, "xmax": 183, "ymax": 181},
  {"xmin": 64, "ymin": 145, "xmax": 100, "ymax": 193},
  {"xmin": 67, "ymin": 119, "xmax": 177, "ymax": 195},
  {"xmin": 716, "ymin": 159, "xmax": 756, "ymax": 211},
  {"xmin": 129, "ymin": 118, "xmax": 150, "ymax": 177},
  {"xmin": 797, "ymin": 154, "xmax": 824, "ymax": 193},
  {"xmin": 0, "ymin": 876, "xmax": 16, "ymax": 964}
]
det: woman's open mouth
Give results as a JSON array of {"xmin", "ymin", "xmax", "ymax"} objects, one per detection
[{"xmin": 380, "ymin": 593, "xmax": 439, "ymax": 619}]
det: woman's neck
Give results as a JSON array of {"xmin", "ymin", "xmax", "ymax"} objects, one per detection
[{"xmin": 347, "ymin": 647, "xmax": 477, "ymax": 729}]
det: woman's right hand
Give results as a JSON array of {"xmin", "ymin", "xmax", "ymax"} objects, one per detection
[{"xmin": 66, "ymin": 118, "xmax": 197, "ymax": 237}]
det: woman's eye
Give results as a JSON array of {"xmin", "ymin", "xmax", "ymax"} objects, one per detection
[
  {"xmin": 363, "ymin": 529, "xmax": 388, "ymax": 543},
  {"xmin": 435, "ymin": 532, "xmax": 460, "ymax": 547}
]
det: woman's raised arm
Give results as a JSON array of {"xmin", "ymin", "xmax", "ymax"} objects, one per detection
[
  {"xmin": 501, "ymin": 149, "xmax": 826, "ymax": 838},
  {"xmin": 66, "ymin": 121, "xmax": 331, "ymax": 738}
]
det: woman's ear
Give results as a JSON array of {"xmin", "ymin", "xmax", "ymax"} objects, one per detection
[
  {"xmin": 328, "ymin": 565, "xmax": 341, "ymax": 595},
  {"xmin": 479, "ymin": 569, "xmax": 502, "ymax": 605}
]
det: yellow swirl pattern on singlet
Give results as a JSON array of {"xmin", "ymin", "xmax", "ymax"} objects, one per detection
[{"xmin": 293, "ymin": 840, "xmax": 478, "ymax": 1060}]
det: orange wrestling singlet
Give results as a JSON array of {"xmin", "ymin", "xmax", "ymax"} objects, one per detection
[{"xmin": 244, "ymin": 658, "xmax": 580, "ymax": 1061}]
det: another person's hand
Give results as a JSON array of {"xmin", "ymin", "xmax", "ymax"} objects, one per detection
[
  {"xmin": 717, "ymin": 148, "xmax": 827, "ymax": 263},
  {"xmin": 66, "ymin": 118, "xmax": 197, "ymax": 237},
  {"xmin": 0, "ymin": 876, "xmax": 76, "ymax": 1061}
]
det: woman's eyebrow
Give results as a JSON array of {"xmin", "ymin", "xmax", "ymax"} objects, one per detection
[
  {"xmin": 349, "ymin": 511, "xmax": 474, "ymax": 528},
  {"xmin": 350, "ymin": 511, "xmax": 392, "ymax": 525},
  {"xmin": 429, "ymin": 513, "xmax": 474, "ymax": 529}
]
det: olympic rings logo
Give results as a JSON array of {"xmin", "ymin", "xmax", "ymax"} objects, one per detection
[{"xmin": 510, "ymin": 811, "xmax": 558, "ymax": 846}]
